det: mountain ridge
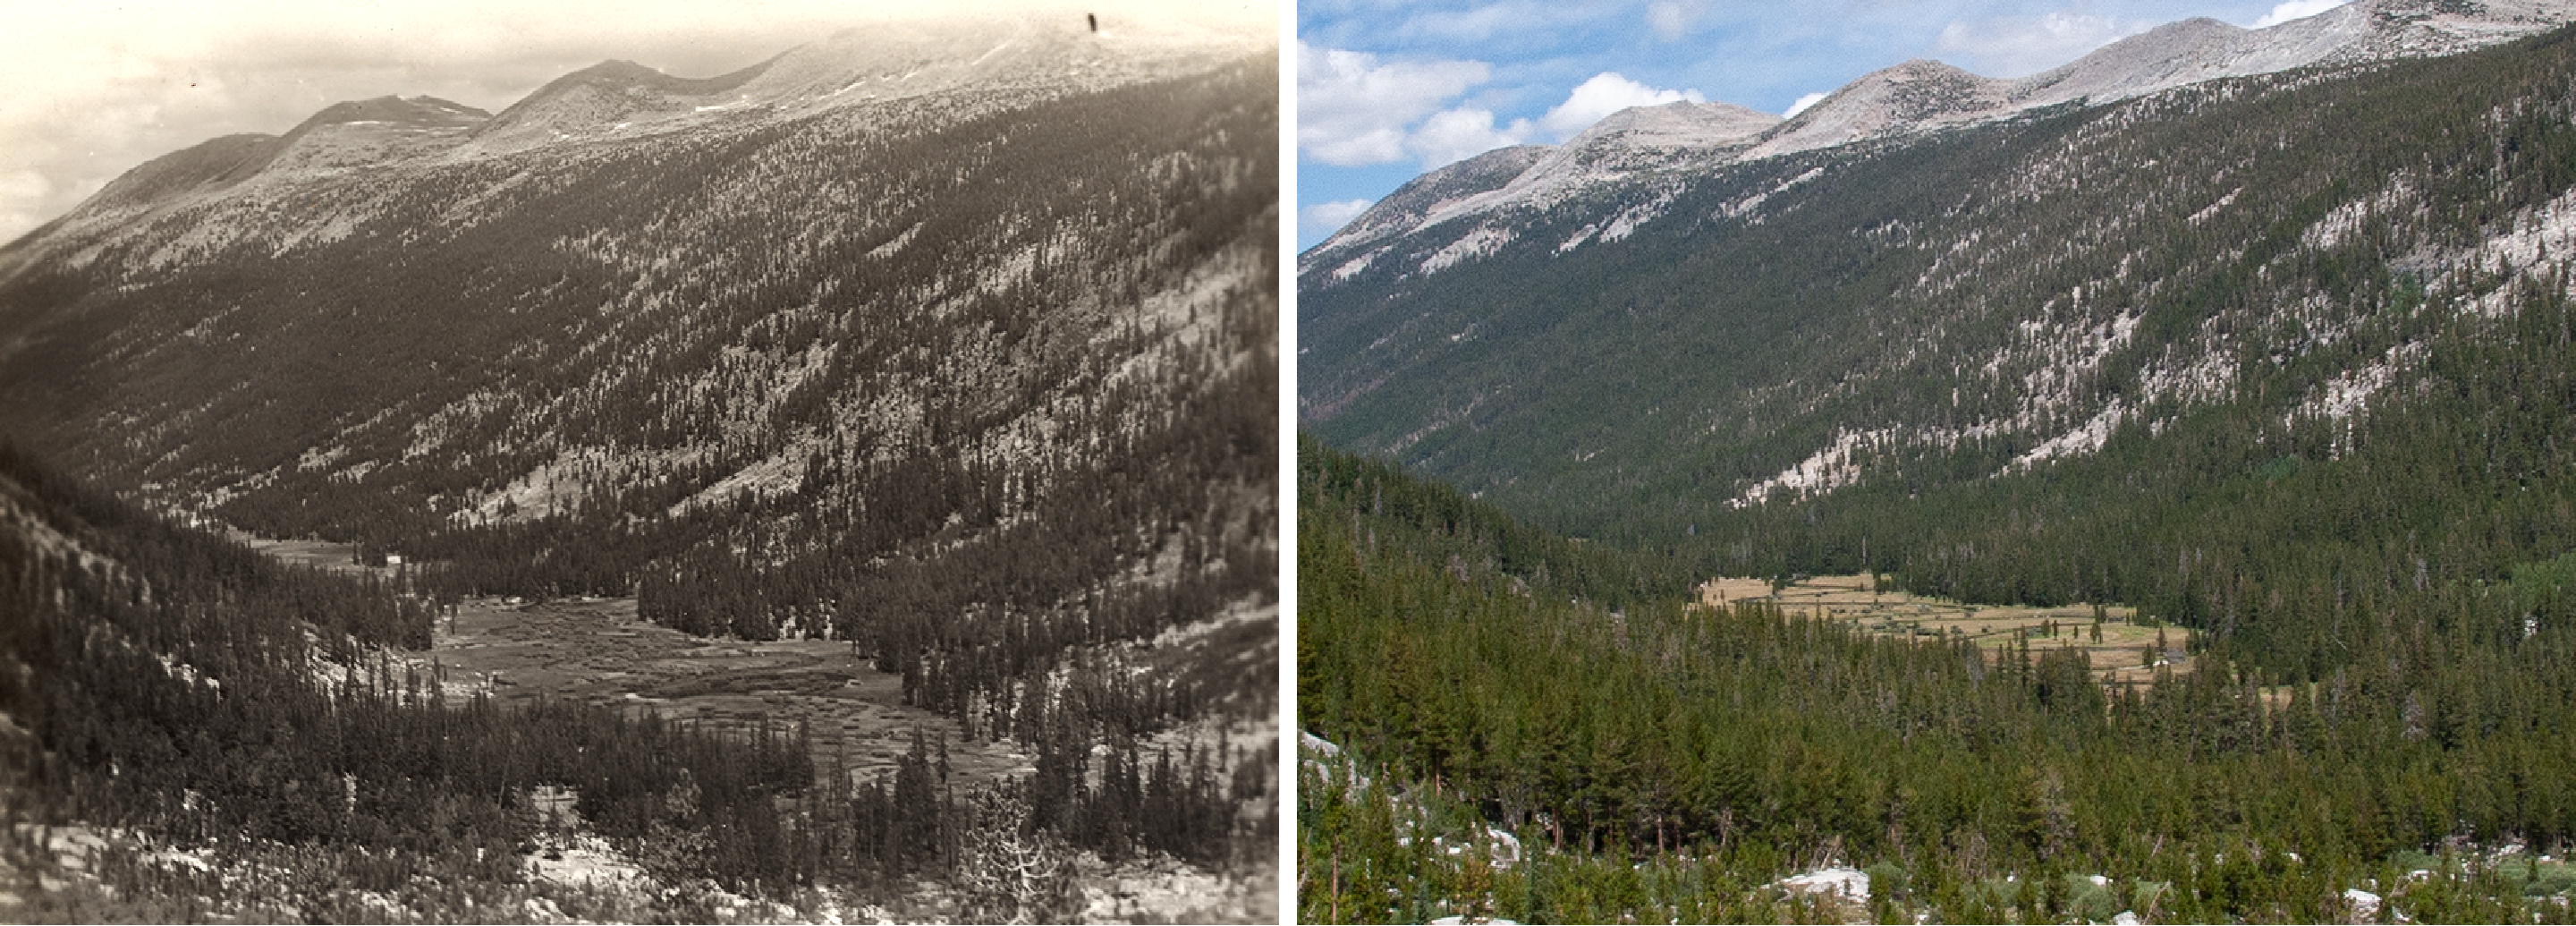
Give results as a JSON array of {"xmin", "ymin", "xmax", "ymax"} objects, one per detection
[
  {"xmin": 1297, "ymin": 17, "xmax": 2576, "ymax": 589},
  {"xmin": 1307, "ymin": 0, "xmax": 2576, "ymax": 268},
  {"xmin": 1, "ymin": 13, "xmax": 1261, "ymax": 271}
]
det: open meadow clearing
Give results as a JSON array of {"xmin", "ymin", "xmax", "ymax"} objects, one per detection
[
  {"xmin": 1701, "ymin": 573, "xmax": 2198, "ymax": 685},
  {"xmin": 428, "ymin": 594, "xmax": 1032, "ymax": 788}
]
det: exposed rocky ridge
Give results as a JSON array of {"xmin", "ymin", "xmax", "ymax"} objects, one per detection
[
  {"xmin": 0, "ymin": 22, "xmax": 1277, "ymax": 613},
  {"xmin": 0, "ymin": 13, "xmax": 1258, "ymax": 276},
  {"xmin": 1308, "ymin": 0, "xmax": 2575, "ymax": 264},
  {"xmin": 1301, "ymin": 145, "xmax": 1548, "ymax": 275},
  {"xmin": 1740, "ymin": 58, "xmax": 2001, "ymax": 160},
  {"xmin": 1412, "ymin": 101, "xmax": 1784, "ymax": 237},
  {"xmin": 1297, "ymin": 20, "xmax": 2576, "ymax": 561}
]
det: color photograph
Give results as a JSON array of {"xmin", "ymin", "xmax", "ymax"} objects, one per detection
[{"xmin": 1295, "ymin": 0, "xmax": 2576, "ymax": 922}]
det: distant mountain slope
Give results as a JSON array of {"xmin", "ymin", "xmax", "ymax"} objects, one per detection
[
  {"xmin": 1307, "ymin": 0, "xmax": 2574, "ymax": 261},
  {"xmin": 1308, "ymin": 145, "xmax": 1549, "ymax": 268},
  {"xmin": 1299, "ymin": 21, "xmax": 2576, "ymax": 672},
  {"xmin": 0, "ymin": 20, "xmax": 1276, "ymax": 652}
]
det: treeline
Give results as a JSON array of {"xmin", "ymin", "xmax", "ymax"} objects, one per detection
[{"xmin": 1299, "ymin": 438, "xmax": 2576, "ymax": 922}]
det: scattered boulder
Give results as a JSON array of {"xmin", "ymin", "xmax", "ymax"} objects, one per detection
[{"xmin": 1777, "ymin": 866, "xmax": 1870, "ymax": 905}]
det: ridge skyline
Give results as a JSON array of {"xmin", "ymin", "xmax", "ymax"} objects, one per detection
[
  {"xmin": 1301, "ymin": 0, "xmax": 2573, "ymax": 253},
  {"xmin": 0, "ymin": 0, "xmax": 1270, "ymax": 243}
]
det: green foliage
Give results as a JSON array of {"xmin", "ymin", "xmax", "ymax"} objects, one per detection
[
  {"xmin": 1300, "ymin": 23, "xmax": 2576, "ymax": 683},
  {"xmin": 1299, "ymin": 435, "xmax": 2576, "ymax": 922}
]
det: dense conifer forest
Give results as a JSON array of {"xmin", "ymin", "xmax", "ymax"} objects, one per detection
[
  {"xmin": 1299, "ymin": 21, "xmax": 2576, "ymax": 922},
  {"xmin": 0, "ymin": 34, "xmax": 1278, "ymax": 922},
  {"xmin": 0, "ymin": 52, "xmax": 1278, "ymax": 655},
  {"xmin": 1300, "ymin": 27, "xmax": 2576, "ymax": 648},
  {"xmin": 0, "ymin": 438, "xmax": 1268, "ymax": 921},
  {"xmin": 1299, "ymin": 439, "xmax": 2576, "ymax": 922}
]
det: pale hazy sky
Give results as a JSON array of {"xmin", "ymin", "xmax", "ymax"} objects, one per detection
[{"xmin": 0, "ymin": 0, "xmax": 1273, "ymax": 243}]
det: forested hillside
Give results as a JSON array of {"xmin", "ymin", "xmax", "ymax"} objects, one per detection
[
  {"xmin": 0, "ymin": 437, "xmax": 1266, "ymax": 920},
  {"xmin": 1299, "ymin": 440, "xmax": 2576, "ymax": 922},
  {"xmin": 1302, "ymin": 23, "xmax": 2576, "ymax": 674},
  {"xmin": 1, "ymin": 20, "xmax": 1277, "ymax": 921},
  {"xmin": 0, "ymin": 45, "xmax": 1276, "ymax": 644}
]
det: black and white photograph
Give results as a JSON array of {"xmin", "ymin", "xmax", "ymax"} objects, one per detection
[{"xmin": 0, "ymin": 1, "xmax": 1279, "ymax": 922}]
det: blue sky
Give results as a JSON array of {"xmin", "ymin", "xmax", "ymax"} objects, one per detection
[{"xmin": 1296, "ymin": 0, "xmax": 2351, "ymax": 249}]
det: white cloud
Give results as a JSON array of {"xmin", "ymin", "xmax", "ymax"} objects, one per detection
[
  {"xmin": 2250, "ymin": 0, "xmax": 2351, "ymax": 29},
  {"xmin": 1929, "ymin": 12, "xmax": 2155, "ymax": 79},
  {"xmin": 1298, "ymin": 52, "xmax": 1708, "ymax": 171},
  {"xmin": 1537, "ymin": 72, "xmax": 1704, "ymax": 138},
  {"xmin": 1784, "ymin": 91, "xmax": 1829, "ymax": 118},
  {"xmin": 1299, "ymin": 40, "xmax": 1493, "ymax": 166},
  {"xmin": 1647, "ymin": 1, "xmax": 1707, "ymax": 42},
  {"xmin": 1409, "ymin": 107, "xmax": 1537, "ymax": 168},
  {"xmin": 1300, "ymin": 198, "xmax": 1377, "ymax": 240}
]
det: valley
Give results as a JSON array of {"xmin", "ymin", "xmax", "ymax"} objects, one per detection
[
  {"xmin": 1299, "ymin": 3, "xmax": 2576, "ymax": 922},
  {"xmin": 0, "ymin": 7, "xmax": 1279, "ymax": 922}
]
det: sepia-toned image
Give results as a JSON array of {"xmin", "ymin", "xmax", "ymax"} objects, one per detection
[
  {"xmin": 1296, "ymin": 0, "xmax": 2576, "ymax": 922},
  {"xmin": 0, "ymin": 1, "xmax": 1278, "ymax": 922}
]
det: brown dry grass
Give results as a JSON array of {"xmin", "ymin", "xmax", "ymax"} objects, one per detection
[
  {"xmin": 431, "ymin": 596, "xmax": 1030, "ymax": 787},
  {"xmin": 1697, "ymin": 573, "xmax": 2197, "ymax": 685}
]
